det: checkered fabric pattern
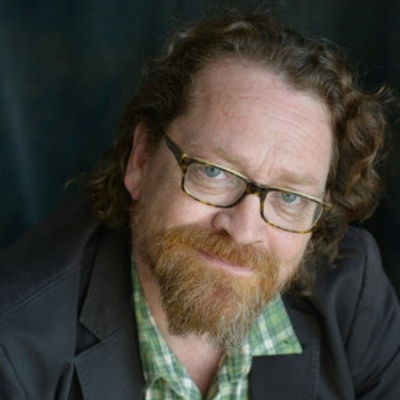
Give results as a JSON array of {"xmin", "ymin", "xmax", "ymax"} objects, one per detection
[{"xmin": 131, "ymin": 262, "xmax": 302, "ymax": 400}]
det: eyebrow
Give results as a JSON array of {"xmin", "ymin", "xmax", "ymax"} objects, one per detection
[
  {"xmin": 188, "ymin": 139, "xmax": 326, "ymax": 195},
  {"xmin": 183, "ymin": 140, "xmax": 238, "ymax": 166},
  {"xmin": 210, "ymin": 144, "xmax": 243, "ymax": 165},
  {"xmin": 271, "ymin": 170, "xmax": 325, "ymax": 195}
]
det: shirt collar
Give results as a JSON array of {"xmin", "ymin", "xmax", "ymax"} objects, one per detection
[{"xmin": 131, "ymin": 260, "xmax": 302, "ymax": 389}]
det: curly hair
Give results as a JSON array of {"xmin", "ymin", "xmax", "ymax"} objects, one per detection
[{"xmin": 87, "ymin": 10, "xmax": 391, "ymax": 274}]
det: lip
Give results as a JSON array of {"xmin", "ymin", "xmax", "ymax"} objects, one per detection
[{"xmin": 198, "ymin": 249, "xmax": 254, "ymax": 277}]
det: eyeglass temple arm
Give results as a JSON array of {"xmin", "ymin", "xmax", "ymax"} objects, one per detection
[{"xmin": 162, "ymin": 132, "xmax": 185, "ymax": 163}]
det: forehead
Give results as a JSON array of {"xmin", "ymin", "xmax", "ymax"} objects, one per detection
[{"xmin": 168, "ymin": 58, "xmax": 333, "ymax": 193}]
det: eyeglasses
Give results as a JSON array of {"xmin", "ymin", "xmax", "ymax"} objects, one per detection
[{"xmin": 162, "ymin": 132, "xmax": 332, "ymax": 233}]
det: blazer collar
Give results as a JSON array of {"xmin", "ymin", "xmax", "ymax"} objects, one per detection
[
  {"xmin": 249, "ymin": 301, "xmax": 321, "ymax": 400},
  {"xmin": 79, "ymin": 227, "xmax": 133, "ymax": 339},
  {"xmin": 75, "ymin": 227, "xmax": 145, "ymax": 399}
]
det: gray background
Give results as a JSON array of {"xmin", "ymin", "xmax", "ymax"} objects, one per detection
[{"xmin": 1, "ymin": 0, "xmax": 399, "ymax": 294}]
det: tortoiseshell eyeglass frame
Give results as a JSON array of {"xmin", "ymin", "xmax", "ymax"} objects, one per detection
[{"xmin": 162, "ymin": 132, "xmax": 332, "ymax": 234}]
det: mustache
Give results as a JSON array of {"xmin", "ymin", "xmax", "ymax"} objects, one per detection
[{"xmin": 147, "ymin": 225, "xmax": 275, "ymax": 273}]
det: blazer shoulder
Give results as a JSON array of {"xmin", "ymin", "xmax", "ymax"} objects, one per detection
[
  {"xmin": 303, "ymin": 226, "xmax": 397, "ymax": 338},
  {"xmin": 315, "ymin": 225, "xmax": 382, "ymax": 293},
  {"xmin": 0, "ymin": 195, "xmax": 101, "ymax": 317},
  {"xmin": 338, "ymin": 225, "xmax": 381, "ymax": 262}
]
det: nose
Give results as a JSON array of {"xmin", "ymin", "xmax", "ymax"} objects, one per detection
[{"xmin": 211, "ymin": 194, "xmax": 268, "ymax": 245}]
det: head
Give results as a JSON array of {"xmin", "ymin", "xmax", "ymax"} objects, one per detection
[{"xmin": 88, "ymin": 10, "xmax": 389, "ymax": 346}]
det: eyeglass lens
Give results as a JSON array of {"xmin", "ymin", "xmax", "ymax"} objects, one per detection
[{"xmin": 183, "ymin": 162, "xmax": 322, "ymax": 232}]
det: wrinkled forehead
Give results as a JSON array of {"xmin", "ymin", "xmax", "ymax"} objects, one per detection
[
  {"xmin": 188, "ymin": 57, "xmax": 333, "ymax": 118},
  {"xmin": 167, "ymin": 59, "xmax": 333, "ymax": 195}
]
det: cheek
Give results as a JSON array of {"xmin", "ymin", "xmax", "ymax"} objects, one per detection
[
  {"xmin": 268, "ymin": 232, "xmax": 311, "ymax": 278},
  {"xmin": 139, "ymin": 166, "xmax": 218, "ymax": 232},
  {"xmin": 160, "ymin": 196, "xmax": 219, "ymax": 230}
]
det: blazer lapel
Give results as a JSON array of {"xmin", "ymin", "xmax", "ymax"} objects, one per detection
[
  {"xmin": 74, "ymin": 227, "xmax": 145, "ymax": 399},
  {"xmin": 74, "ymin": 319, "xmax": 144, "ymax": 399},
  {"xmin": 249, "ymin": 305, "xmax": 321, "ymax": 400}
]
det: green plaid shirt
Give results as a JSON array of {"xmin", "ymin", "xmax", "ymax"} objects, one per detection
[{"xmin": 131, "ymin": 262, "xmax": 302, "ymax": 400}]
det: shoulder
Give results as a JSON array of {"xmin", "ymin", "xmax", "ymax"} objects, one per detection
[
  {"xmin": 286, "ymin": 225, "xmax": 400, "ymax": 357},
  {"xmin": 312, "ymin": 226, "xmax": 393, "ymax": 314},
  {"xmin": 0, "ymin": 195, "xmax": 101, "ymax": 317},
  {"xmin": 289, "ymin": 226, "xmax": 400, "ymax": 396},
  {"xmin": 301, "ymin": 226, "xmax": 399, "ymax": 335},
  {"xmin": 315, "ymin": 226, "xmax": 382, "ymax": 296}
]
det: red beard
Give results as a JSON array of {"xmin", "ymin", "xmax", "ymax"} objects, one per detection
[{"xmin": 134, "ymin": 222, "xmax": 289, "ymax": 348}]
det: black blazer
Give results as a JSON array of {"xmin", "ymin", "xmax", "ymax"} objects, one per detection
[{"xmin": 0, "ymin": 197, "xmax": 399, "ymax": 399}]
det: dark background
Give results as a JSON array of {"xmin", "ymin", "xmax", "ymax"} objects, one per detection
[{"xmin": 1, "ymin": 0, "xmax": 399, "ymax": 295}]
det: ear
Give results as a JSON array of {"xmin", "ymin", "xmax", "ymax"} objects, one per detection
[{"xmin": 123, "ymin": 122, "xmax": 151, "ymax": 200}]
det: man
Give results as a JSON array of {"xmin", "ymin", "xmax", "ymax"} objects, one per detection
[{"xmin": 0, "ymin": 10, "xmax": 399, "ymax": 400}]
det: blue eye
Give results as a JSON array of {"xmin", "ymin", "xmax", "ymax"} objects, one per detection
[
  {"xmin": 204, "ymin": 166, "xmax": 223, "ymax": 178},
  {"xmin": 281, "ymin": 192, "xmax": 299, "ymax": 203}
]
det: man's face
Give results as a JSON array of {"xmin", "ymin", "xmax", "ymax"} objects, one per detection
[{"xmin": 124, "ymin": 59, "xmax": 332, "ymax": 347}]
